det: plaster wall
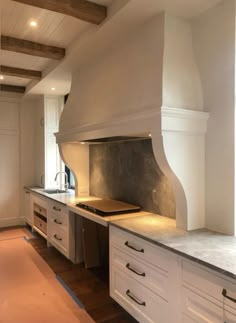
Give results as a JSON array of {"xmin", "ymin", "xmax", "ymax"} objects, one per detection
[
  {"xmin": 163, "ymin": 15, "xmax": 203, "ymax": 110},
  {"xmin": 59, "ymin": 13, "xmax": 165, "ymax": 131},
  {"xmin": 192, "ymin": 0, "xmax": 235, "ymax": 235}
]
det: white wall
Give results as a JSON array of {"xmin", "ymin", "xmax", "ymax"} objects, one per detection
[
  {"xmin": 59, "ymin": 143, "xmax": 89, "ymax": 196},
  {"xmin": 192, "ymin": 0, "xmax": 235, "ymax": 235},
  {"xmin": 60, "ymin": 13, "xmax": 165, "ymax": 131},
  {"xmin": 0, "ymin": 96, "xmax": 21, "ymax": 227},
  {"xmin": 163, "ymin": 15, "xmax": 203, "ymax": 110}
]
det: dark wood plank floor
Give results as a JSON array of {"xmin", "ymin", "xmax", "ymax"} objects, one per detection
[{"xmin": 29, "ymin": 234, "xmax": 137, "ymax": 323}]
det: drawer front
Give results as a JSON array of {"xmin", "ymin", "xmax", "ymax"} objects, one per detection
[
  {"xmin": 33, "ymin": 195, "xmax": 48, "ymax": 209},
  {"xmin": 182, "ymin": 260, "xmax": 236, "ymax": 312},
  {"xmin": 34, "ymin": 215, "xmax": 47, "ymax": 234},
  {"xmin": 48, "ymin": 211, "xmax": 68, "ymax": 230},
  {"xmin": 110, "ymin": 226, "xmax": 169, "ymax": 272},
  {"xmin": 48, "ymin": 201, "xmax": 67, "ymax": 216},
  {"xmin": 110, "ymin": 264, "xmax": 168, "ymax": 323},
  {"xmin": 182, "ymin": 287, "xmax": 236, "ymax": 323},
  {"xmin": 111, "ymin": 245, "xmax": 168, "ymax": 300},
  {"xmin": 34, "ymin": 203, "xmax": 47, "ymax": 218},
  {"xmin": 48, "ymin": 220, "xmax": 68, "ymax": 251}
]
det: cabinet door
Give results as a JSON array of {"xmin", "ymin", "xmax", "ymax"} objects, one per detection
[{"xmin": 24, "ymin": 191, "xmax": 33, "ymax": 225}]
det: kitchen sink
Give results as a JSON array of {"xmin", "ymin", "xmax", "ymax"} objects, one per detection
[{"xmin": 43, "ymin": 189, "xmax": 67, "ymax": 194}]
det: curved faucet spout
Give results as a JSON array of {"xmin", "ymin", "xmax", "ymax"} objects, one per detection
[{"xmin": 54, "ymin": 172, "xmax": 69, "ymax": 192}]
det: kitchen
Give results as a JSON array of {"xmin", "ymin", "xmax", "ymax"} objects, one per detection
[{"xmin": 0, "ymin": 0, "xmax": 235, "ymax": 322}]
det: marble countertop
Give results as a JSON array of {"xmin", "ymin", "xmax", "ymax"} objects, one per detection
[
  {"xmin": 24, "ymin": 187, "xmax": 95, "ymax": 205},
  {"xmin": 25, "ymin": 187, "xmax": 146, "ymax": 227},
  {"xmin": 110, "ymin": 214, "xmax": 236, "ymax": 280}
]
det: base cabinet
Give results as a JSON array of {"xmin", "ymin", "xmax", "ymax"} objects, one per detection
[
  {"xmin": 24, "ymin": 190, "xmax": 76, "ymax": 263},
  {"xmin": 109, "ymin": 226, "xmax": 236, "ymax": 323},
  {"xmin": 109, "ymin": 226, "xmax": 179, "ymax": 323},
  {"xmin": 24, "ymin": 190, "xmax": 33, "ymax": 225},
  {"xmin": 111, "ymin": 264, "xmax": 168, "ymax": 323}
]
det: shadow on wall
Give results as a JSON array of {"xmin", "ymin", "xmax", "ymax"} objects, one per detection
[{"xmin": 89, "ymin": 139, "xmax": 176, "ymax": 218}]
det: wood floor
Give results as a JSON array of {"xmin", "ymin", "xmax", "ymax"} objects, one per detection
[{"xmin": 29, "ymin": 233, "xmax": 137, "ymax": 323}]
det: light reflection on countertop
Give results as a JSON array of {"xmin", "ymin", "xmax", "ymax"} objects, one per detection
[
  {"xmin": 110, "ymin": 214, "xmax": 236, "ymax": 280},
  {"xmin": 24, "ymin": 187, "xmax": 98, "ymax": 205}
]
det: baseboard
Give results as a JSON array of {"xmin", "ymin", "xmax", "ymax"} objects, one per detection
[{"xmin": 0, "ymin": 217, "xmax": 26, "ymax": 228}]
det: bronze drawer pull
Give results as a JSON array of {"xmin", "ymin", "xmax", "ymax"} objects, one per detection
[
  {"xmin": 222, "ymin": 289, "xmax": 236, "ymax": 303},
  {"xmin": 54, "ymin": 234, "xmax": 62, "ymax": 241},
  {"xmin": 125, "ymin": 241, "xmax": 144, "ymax": 253},
  {"xmin": 126, "ymin": 289, "xmax": 146, "ymax": 306},
  {"xmin": 53, "ymin": 206, "xmax": 61, "ymax": 212},
  {"xmin": 126, "ymin": 263, "xmax": 146, "ymax": 277},
  {"xmin": 54, "ymin": 219, "xmax": 62, "ymax": 225}
]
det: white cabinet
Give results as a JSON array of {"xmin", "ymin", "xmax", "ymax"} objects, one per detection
[
  {"xmin": 24, "ymin": 191, "xmax": 76, "ymax": 263},
  {"xmin": 47, "ymin": 200, "xmax": 75, "ymax": 262},
  {"xmin": 24, "ymin": 190, "xmax": 33, "ymax": 225},
  {"xmin": 109, "ymin": 226, "xmax": 179, "ymax": 323},
  {"xmin": 181, "ymin": 260, "xmax": 236, "ymax": 323},
  {"xmin": 110, "ymin": 226, "xmax": 236, "ymax": 323}
]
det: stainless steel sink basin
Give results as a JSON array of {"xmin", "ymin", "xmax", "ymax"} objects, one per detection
[{"xmin": 43, "ymin": 189, "xmax": 67, "ymax": 194}]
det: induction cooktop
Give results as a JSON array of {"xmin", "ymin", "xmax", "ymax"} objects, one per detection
[{"xmin": 76, "ymin": 199, "xmax": 141, "ymax": 217}]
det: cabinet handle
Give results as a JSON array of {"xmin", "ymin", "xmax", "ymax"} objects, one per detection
[
  {"xmin": 124, "ymin": 241, "xmax": 144, "ymax": 253},
  {"xmin": 53, "ymin": 206, "xmax": 61, "ymax": 212},
  {"xmin": 54, "ymin": 219, "xmax": 62, "ymax": 225},
  {"xmin": 126, "ymin": 263, "xmax": 146, "ymax": 277},
  {"xmin": 54, "ymin": 234, "xmax": 62, "ymax": 241},
  {"xmin": 126, "ymin": 289, "xmax": 146, "ymax": 306},
  {"xmin": 222, "ymin": 289, "xmax": 236, "ymax": 303}
]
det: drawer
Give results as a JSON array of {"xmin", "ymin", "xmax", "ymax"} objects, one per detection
[
  {"xmin": 110, "ymin": 264, "xmax": 168, "ymax": 323},
  {"xmin": 110, "ymin": 226, "xmax": 169, "ymax": 273},
  {"xmin": 48, "ymin": 220, "xmax": 68, "ymax": 252},
  {"xmin": 182, "ymin": 260, "xmax": 236, "ymax": 312},
  {"xmin": 33, "ymin": 195, "xmax": 48, "ymax": 209},
  {"xmin": 110, "ymin": 245, "xmax": 168, "ymax": 300},
  {"xmin": 182, "ymin": 287, "xmax": 236, "ymax": 323},
  {"xmin": 48, "ymin": 211, "xmax": 68, "ymax": 229},
  {"xmin": 34, "ymin": 215, "xmax": 47, "ymax": 235},
  {"xmin": 34, "ymin": 203, "xmax": 47, "ymax": 218},
  {"xmin": 48, "ymin": 201, "xmax": 67, "ymax": 216}
]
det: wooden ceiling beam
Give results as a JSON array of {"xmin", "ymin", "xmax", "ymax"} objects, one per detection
[
  {"xmin": 0, "ymin": 84, "xmax": 25, "ymax": 93},
  {"xmin": 0, "ymin": 65, "xmax": 42, "ymax": 80},
  {"xmin": 11, "ymin": 0, "xmax": 107, "ymax": 24},
  {"xmin": 1, "ymin": 36, "xmax": 65, "ymax": 60}
]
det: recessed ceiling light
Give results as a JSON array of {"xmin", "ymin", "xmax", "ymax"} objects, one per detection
[
  {"xmin": 51, "ymin": 87, "xmax": 56, "ymax": 91},
  {"xmin": 29, "ymin": 20, "xmax": 38, "ymax": 27},
  {"xmin": 0, "ymin": 75, "xmax": 4, "ymax": 80}
]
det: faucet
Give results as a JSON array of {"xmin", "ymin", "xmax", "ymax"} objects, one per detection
[{"xmin": 54, "ymin": 172, "xmax": 69, "ymax": 192}]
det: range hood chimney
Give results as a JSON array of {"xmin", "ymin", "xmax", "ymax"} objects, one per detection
[{"xmin": 55, "ymin": 13, "xmax": 209, "ymax": 231}]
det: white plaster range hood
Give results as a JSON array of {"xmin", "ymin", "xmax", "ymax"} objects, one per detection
[{"xmin": 55, "ymin": 13, "xmax": 209, "ymax": 231}]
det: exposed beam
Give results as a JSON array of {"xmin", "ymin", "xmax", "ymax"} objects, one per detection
[
  {"xmin": 1, "ymin": 36, "xmax": 65, "ymax": 60},
  {"xmin": 12, "ymin": 0, "xmax": 107, "ymax": 24},
  {"xmin": 0, "ymin": 65, "xmax": 42, "ymax": 80},
  {"xmin": 0, "ymin": 84, "xmax": 25, "ymax": 94}
]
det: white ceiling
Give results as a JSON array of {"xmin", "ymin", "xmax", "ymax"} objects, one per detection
[
  {"xmin": 1, "ymin": 0, "xmax": 89, "ymax": 47},
  {"xmin": 0, "ymin": 0, "xmax": 222, "ymax": 94}
]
